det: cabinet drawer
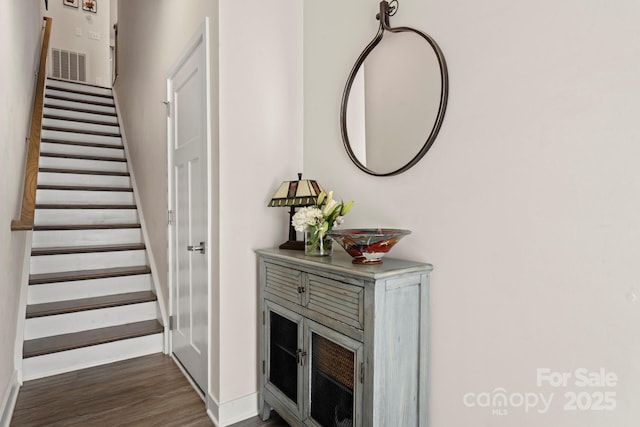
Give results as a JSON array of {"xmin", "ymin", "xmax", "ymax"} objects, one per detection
[
  {"xmin": 307, "ymin": 274, "xmax": 364, "ymax": 329},
  {"xmin": 264, "ymin": 263, "xmax": 302, "ymax": 304}
]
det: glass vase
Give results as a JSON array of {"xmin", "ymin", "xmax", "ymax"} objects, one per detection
[{"xmin": 304, "ymin": 228, "xmax": 333, "ymax": 256}]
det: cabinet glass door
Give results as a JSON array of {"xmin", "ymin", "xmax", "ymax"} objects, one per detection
[
  {"xmin": 265, "ymin": 302, "xmax": 303, "ymax": 417},
  {"xmin": 306, "ymin": 321, "xmax": 363, "ymax": 427}
]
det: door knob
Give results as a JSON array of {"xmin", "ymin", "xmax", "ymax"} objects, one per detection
[{"xmin": 187, "ymin": 241, "xmax": 206, "ymax": 254}]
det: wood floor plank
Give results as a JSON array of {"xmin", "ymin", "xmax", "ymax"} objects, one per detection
[
  {"xmin": 10, "ymin": 354, "xmax": 213, "ymax": 426},
  {"xmin": 10, "ymin": 354, "xmax": 290, "ymax": 426},
  {"xmin": 23, "ymin": 319, "xmax": 163, "ymax": 358}
]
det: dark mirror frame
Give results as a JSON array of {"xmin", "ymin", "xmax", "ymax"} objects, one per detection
[{"xmin": 340, "ymin": 0, "xmax": 449, "ymax": 176}]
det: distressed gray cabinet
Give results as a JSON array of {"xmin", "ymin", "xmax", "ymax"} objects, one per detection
[{"xmin": 257, "ymin": 248, "xmax": 432, "ymax": 427}]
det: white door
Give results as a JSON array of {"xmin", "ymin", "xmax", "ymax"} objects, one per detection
[{"xmin": 168, "ymin": 27, "xmax": 209, "ymax": 393}]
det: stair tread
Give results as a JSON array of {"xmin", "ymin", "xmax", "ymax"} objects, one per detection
[
  {"xmin": 44, "ymin": 104, "xmax": 118, "ymax": 117},
  {"xmin": 37, "ymin": 184, "xmax": 133, "ymax": 192},
  {"xmin": 29, "ymin": 265, "xmax": 151, "ymax": 285},
  {"xmin": 46, "ymin": 85, "xmax": 114, "ymax": 100},
  {"xmin": 36, "ymin": 203, "xmax": 136, "ymax": 209},
  {"xmin": 43, "ymin": 114, "xmax": 119, "ymax": 127},
  {"xmin": 23, "ymin": 319, "xmax": 162, "ymax": 358},
  {"xmin": 45, "ymin": 94, "xmax": 114, "ymax": 108},
  {"xmin": 39, "ymin": 167, "xmax": 130, "ymax": 176},
  {"xmin": 40, "ymin": 152, "xmax": 126, "ymax": 162},
  {"xmin": 47, "ymin": 77, "xmax": 113, "ymax": 91},
  {"xmin": 41, "ymin": 138, "xmax": 123, "ymax": 150},
  {"xmin": 32, "ymin": 243, "xmax": 145, "ymax": 256},
  {"xmin": 33, "ymin": 224, "xmax": 141, "ymax": 231},
  {"xmin": 26, "ymin": 291, "xmax": 157, "ymax": 319},
  {"xmin": 42, "ymin": 126, "xmax": 121, "ymax": 138}
]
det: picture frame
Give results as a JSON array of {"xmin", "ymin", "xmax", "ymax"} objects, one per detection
[
  {"xmin": 82, "ymin": 0, "xmax": 97, "ymax": 13},
  {"xmin": 63, "ymin": 0, "xmax": 78, "ymax": 8}
]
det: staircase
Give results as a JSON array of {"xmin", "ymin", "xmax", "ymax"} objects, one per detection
[{"xmin": 22, "ymin": 78, "xmax": 164, "ymax": 381}]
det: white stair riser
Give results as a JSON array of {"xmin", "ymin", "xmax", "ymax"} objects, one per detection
[
  {"xmin": 32, "ymin": 228, "xmax": 144, "ymax": 248},
  {"xmin": 30, "ymin": 250, "xmax": 147, "ymax": 274},
  {"xmin": 22, "ymin": 333, "xmax": 163, "ymax": 381},
  {"xmin": 43, "ymin": 107, "xmax": 119, "ymax": 125},
  {"xmin": 45, "ymin": 89, "xmax": 114, "ymax": 106},
  {"xmin": 40, "ymin": 142, "xmax": 125, "ymax": 160},
  {"xmin": 42, "ymin": 118, "xmax": 120, "ymax": 135},
  {"xmin": 40, "ymin": 129, "xmax": 122, "ymax": 147},
  {"xmin": 46, "ymin": 79, "xmax": 112, "ymax": 97},
  {"xmin": 35, "ymin": 209, "xmax": 139, "ymax": 226},
  {"xmin": 27, "ymin": 274, "xmax": 154, "ymax": 305},
  {"xmin": 39, "ymin": 157, "xmax": 128, "ymax": 174},
  {"xmin": 38, "ymin": 172, "xmax": 131, "ymax": 188},
  {"xmin": 36, "ymin": 189, "xmax": 134, "ymax": 205},
  {"xmin": 44, "ymin": 97, "xmax": 116, "ymax": 115},
  {"xmin": 24, "ymin": 302, "xmax": 157, "ymax": 340}
]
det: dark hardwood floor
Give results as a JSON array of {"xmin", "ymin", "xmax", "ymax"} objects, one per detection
[{"xmin": 10, "ymin": 353, "xmax": 289, "ymax": 427}]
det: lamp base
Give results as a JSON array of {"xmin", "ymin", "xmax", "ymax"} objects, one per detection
[{"xmin": 279, "ymin": 240, "xmax": 305, "ymax": 251}]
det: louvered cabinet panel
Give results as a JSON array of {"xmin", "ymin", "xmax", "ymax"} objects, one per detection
[
  {"xmin": 307, "ymin": 274, "xmax": 363, "ymax": 329},
  {"xmin": 264, "ymin": 262, "xmax": 302, "ymax": 305}
]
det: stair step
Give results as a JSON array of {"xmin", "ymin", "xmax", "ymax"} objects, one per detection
[
  {"xmin": 43, "ymin": 114, "xmax": 118, "ymax": 127},
  {"xmin": 44, "ymin": 103, "xmax": 118, "ymax": 117},
  {"xmin": 43, "ymin": 106, "xmax": 119, "ymax": 124},
  {"xmin": 41, "ymin": 142, "xmax": 125, "ymax": 161},
  {"xmin": 40, "ymin": 151, "xmax": 126, "ymax": 162},
  {"xmin": 42, "ymin": 125, "xmax": 121, "ymax": 138},
  {"xmin": 41, "ymin": 128, "xmax": 121, "ymax": 146},
  {"xmin": 39, "ymin": 157, "xmax": 129, "ymax": 174},
  {"xmin": 35, "ymin": 208, "xmax": 139, "ymax": 226},
  {"xmin": 31, "ymin": 248, "xmax": 147, "ymax": 275},
  {"xmin": 32, "ymin": 243, "xmax": 145, "ymax": 256},
  {"xmin": 39, "ymin": 167, "xmax": 130, "ymax": 177},
  {"xmin": 36, "ymin": 188, "xmax": 135, "ymax": 205},
  {"xmin": 47, "ymin": 78, "xmax": 113, "ymax": 96},
  {"xmin": 37, "ymin": 185, "xmax": 132, "ymax": 192},
  {"xmin": 45, "ymin": 94, "xmax": 114, "ymax": 108},
  {"xmin": 26, "ymin": 291, "xmax": 157, "ymax": 319},
  {"xmin": 41, "ymin": 138, "xmax": 123, "ymax": 151},
  {"xmin": 29, "ymin": 265, "xmax": 151, "ymax": 285},
  {"xmin": 36, "ymin": 204, "xmax": 136, "ymax": 210},
  {"xmin": 45, "ymin": 84, "xmax": 114, "ymax": 100},
  {"xmin": 33, "ymin": 223, "xmax": 141, "ymax": 231},
  {"xmin": 23, "ymin": 319, "xmax": 163, "ymax": 358},
  {"xmin": 28, "ymin": 274, "xmax": 154, "ymax": 305},
  {"xmin": 32, "ymin": 228, "xmax": 144, "ymax": 249},
  {"xmin": 42, "ymin": 118, "xmax": 120, "ymax": 136}
]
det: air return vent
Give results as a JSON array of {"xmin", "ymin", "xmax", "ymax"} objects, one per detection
[{"xmin": 51, "ymin": 48, "xmax": 86, "ymax": 82}]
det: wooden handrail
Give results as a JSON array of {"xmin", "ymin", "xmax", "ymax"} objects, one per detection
[{"xmin": 11, "ymin": 17, "xmax": 52, "ymax": 231}]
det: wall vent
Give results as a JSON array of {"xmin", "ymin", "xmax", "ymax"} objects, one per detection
[{"xmin": 51, "ymin": 48, "xmax": 86, "ymax": 82}]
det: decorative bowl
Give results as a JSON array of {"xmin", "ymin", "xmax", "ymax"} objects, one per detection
[{"xmin": 328, "ymin": 228, "xmax": 411, "ymax": 264}]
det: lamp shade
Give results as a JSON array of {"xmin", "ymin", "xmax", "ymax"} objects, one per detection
[{"xmin": 268, "ymin": 174, "xmax": 324, "ymax": 208}]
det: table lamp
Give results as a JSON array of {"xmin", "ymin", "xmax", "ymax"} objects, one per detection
[{"xmin": 268, "ymin": 173, "xmax": 324, "ymax": 250}]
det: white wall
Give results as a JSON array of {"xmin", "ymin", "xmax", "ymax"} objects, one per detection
[
  {"xmin": 114, "ymin": 0, "xmax": 302, "ymax": 421},
  {"xmin": 304, "ymin": 0, "xmax": 640, "ymax": 426},
  {"xmin": 41, "ymin": 0, "xmax": 111, "ymax": 86},
  {"xmin": 0, "ymin": 0, "xmax": 43, "ymax": 413}
]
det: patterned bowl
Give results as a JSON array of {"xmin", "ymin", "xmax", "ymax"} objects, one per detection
[{"xmin": 328, "ymin": 228, "xmax": 411, "ymax": 264}]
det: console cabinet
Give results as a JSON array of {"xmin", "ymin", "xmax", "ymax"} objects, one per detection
[{"xmin": 257, "ymin": 249, "xmax": 432, "ymax": 427}]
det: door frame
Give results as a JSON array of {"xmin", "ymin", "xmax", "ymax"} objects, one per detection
[{"xmin": 166, "ymin": 17, "xmax": 212, "ymax": 394}]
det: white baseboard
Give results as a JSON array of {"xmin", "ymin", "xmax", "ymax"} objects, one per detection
[
  {"xmin": 207, "ymin": 392, "xmax": 258, "ymax": 427},
  {"xmin": 0, "ymin": 371, "xmax": 19, "ymax": 427}
]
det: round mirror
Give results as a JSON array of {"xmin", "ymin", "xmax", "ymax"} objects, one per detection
[{"xmin": 340, "ymin": 3, "xmax": 449, "ymax": 176}]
